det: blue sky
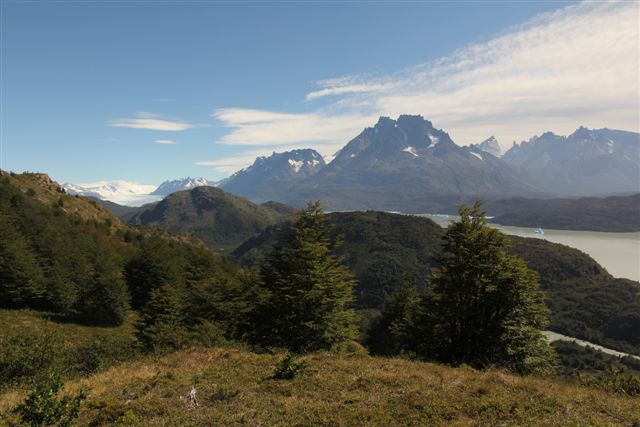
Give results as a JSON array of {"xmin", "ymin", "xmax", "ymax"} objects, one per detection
[{"xmin": 1, "ymin": 1, "xmax": 638, "ymax": 185}]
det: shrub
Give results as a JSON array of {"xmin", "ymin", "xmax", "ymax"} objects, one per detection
[
  {"xmin": 0, "ymin": 331, "xmax": 65, "ymax": 389},
  {"xmin": 271, "ymin": 352, "xmax": 306, "ymax": 380},
  {"xmin": 13, "ymin": 373, "xmax": 86, "ymax": 427}
]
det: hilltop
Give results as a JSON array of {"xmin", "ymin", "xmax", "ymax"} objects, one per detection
[
  {"xmin": 2, "ymin": 345, "xmax": 639, "ymax": 426},
  {"xmin": 126, "ymin": 186, "xmax": 296, "ymax": 252}
]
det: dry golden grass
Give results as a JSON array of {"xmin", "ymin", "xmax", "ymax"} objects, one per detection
[{"xmin": 3, "ymin": 345, "xmax": 639, "ymax": 426}]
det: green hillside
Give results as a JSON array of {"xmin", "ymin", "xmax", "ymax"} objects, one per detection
[
  {"xmin": 233, "ymin": 211, "xmax": 640, "ymax": 356},
  {"xmin": 127, "ymin": 186, "xmax": 296, "ymax": 252},
  {"xmin": 488, "ymin": 194, "xmax": 640, "ymax": 232}
]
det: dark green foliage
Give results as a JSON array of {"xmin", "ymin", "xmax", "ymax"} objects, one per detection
[
  {"xmin": 0, "ymin": 316, "xmax": 140, "ymax": 390},
  {"xmin": 0, "ymin": 175, "xmax": 133, "ymax": 326},
  {"xmin": 365, "ymin": 286, "xmax": 420, "ymax": 356},
  {"xmin": 509, "ymin": 237, "xmax": 640, "ymax": 355},
  {"xmin": 235, "ymin": 211, "xmax": 442, "ymax": 309},
  {"xmin": 250, "ymin": 201, "xmax": 357, "ymax": 352},
  {"xmin": 488, "ymin": 194, "xmax": 640, "ymax": 232},
  {"xmin": 579, "ymin": 366, "xmax": 640, "ymax": 396},
  {"xmin": 137, "ymin": 284, "xmax": 192, "ymax": 352},
  {"xmin": 75, "ymin": 258, "xmax": 130, "ymax": 326},
  {"xmin": 126, "ymin": 186, "xmax": 294, "ymax": 252},
  {"xmin": 235, "ymin": 210, "xmax": 640, "ymax": 356},
  {"xmin": 552, "ymin": 341, "xmax": 640, "ymax": 376},
  {"xmin": 124, "ymin": 236, "xmax": 182, "ymax": 309},
  {"xmin": 0, "ymin": 214, "xmax": 46, "ymax": 308},
  {"xmin": 419, "ymin": 202, "xmax": 556, "ymax": 374},
  {"xmin": 132, "ymin": 238, "xmax": 258, "ymax": 352},
  {"xmin": 13, "ymin": 373, "xmax": 86, "ymax": 427},
  {"xmin": 271, "ymin": 352, "xmax": 307, "ymax": 380},
  {"xmin": 0, "ymin": 330, "xmax": 65, "ymax": 389}
]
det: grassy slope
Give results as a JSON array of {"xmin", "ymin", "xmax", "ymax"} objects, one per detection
[
  {"xmin": 2, "ymin": 172, "xmax": 120, "ymax": 227},
  {"xmin": 2, "ymin": 345, "xmax": 639, "ymax": 426}
]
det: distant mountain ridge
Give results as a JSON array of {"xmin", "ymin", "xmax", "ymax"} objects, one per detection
[
  {"xmin": 219, "ymin": 117, "xmax": 638, "ymax": 210},
  {"xmin": 224, "ymin": 115, "xmax": 543, "ymax": 211},
  {"xmin": 471, "ymin": 136, "xmax": 502, "ymax": 157},
  {"xmin": 219, "ymin": 149, "xmax": 325, "ymax": 203},
  {"xmin": 501, "ymin": 127, "xmax": 639, "ymax": 196},
  {"xmin": 151, "ymin": 177, "xmax": 215, "ymax": 196},
  {"xmin": 62, "ymin": 177, "xmax": 216, "ymax": 206},
  {"xmin": 61, "ymin": 180, "xmax": 159, "ymax": 206}
]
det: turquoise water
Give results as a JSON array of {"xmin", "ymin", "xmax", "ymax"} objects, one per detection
[{"xmin": 416, "ymin": 214, "xmax": 640, "ymax": 282}]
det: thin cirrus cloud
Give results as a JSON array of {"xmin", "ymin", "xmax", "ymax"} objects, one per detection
[
  {"xmin": 108, "ymin": 112, "xmax": 194, "ymax": 131},
  {"xmin": 154, "ymin": 139, "xmax": 176, "ymax": 145},
  {"xmin": 195, "ymin": 148, "xmax": 278, "ymax": 174},
  {"xmin": 208, "ymin": 1, "xmax": 639, "ymax": 174},
  {"xmin": 211, "ymin": 109, "xmax": 375, "ymax": 147}
]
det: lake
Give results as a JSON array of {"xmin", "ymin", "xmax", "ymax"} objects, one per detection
[{"xmin": 417, "ymin": 214, "xmax": 640, "ymax": 282}]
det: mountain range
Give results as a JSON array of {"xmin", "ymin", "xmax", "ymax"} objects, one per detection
[
  {"xmin": 502, "ymin": 127, "xmax": 639, "ymax": 196},
  {"xmin": 62, "ymin": 177, "xmax": 216, "ymax": 206},
  {"xmin": 220, "ymin": 115, "xmax": 541, "ymax": 211},
  {"xmin": 218, "ymin": 115, "xmax": 638, "ymax": 211},
  {"xmin": 220, "ymin": 149, "xmax": 325, "ymax": 203},
  {"xmin": 61, "ymin": 115, "xmax": 639, "ymax": 212}
]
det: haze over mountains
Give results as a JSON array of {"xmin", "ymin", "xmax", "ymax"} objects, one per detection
[
  {"xmin": 62, "ymin": 115, "xmax": 639, "ymax": 213},
  {"xmin": 502, "ymin": 127, "xmax": 640, "ymax": 196}
]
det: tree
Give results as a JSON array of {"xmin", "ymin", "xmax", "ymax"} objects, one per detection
[
  {"xmin": 124, "ymin": 236, "xmax": 181, "ymax": 309},
  {"xmin": 365, "ymin": 285, "xmax": 421, "ymax": 356},
  {"xmin": 75, "ymin": 257, "xmax": 130, "ymax": 326},
  {"xmin": 137, "ymin": 284, "xmax": 190, "ymax": 352},
  {"xmin": 422, "ymin": 201, "xmax": 556, "ymax": 374},
  {"xmin": 251, "ymin": 201, "xmax": 357, "ymax": 352}
]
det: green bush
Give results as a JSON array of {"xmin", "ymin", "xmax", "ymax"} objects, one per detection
[
  {"xmin": 0, "ymin": 331, "xmax": 64, "ymax": 389},
  {"xmin": 13, "ymin": 373, "xmax": 86, "ymax": 427},
  {"xmin": 271, "ymin": 352, "xmax": 306, "ymax": 380}
]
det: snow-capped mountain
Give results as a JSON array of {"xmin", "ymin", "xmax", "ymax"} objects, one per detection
[
  {"xmin": 62, "ymin": 177, "xmax": 217, "ymax": 206},
  {"xmin": 470, "ymin": 136, "xmax": 502, "ymax": 157},
  {"xmin": 290, "ymin": 115, "xmax": 538, "ymax": 211},
  {"xmin": 62, "ymin": 180, "xmax": 161, "ymax": 206},
  {"xmin": 151, "ymin": 177, "xmax": 215, "ymax": 196},
  {"xmin": 502, "ymin": 127, "xmax": 640, "ymax": 195},
  {"xmin": 219, "ymin": 149, "xmax": 325, "ymax": 202},
  {"xmin": 219, "ymin": 115, "xmax": 540, "ymax": 211}
]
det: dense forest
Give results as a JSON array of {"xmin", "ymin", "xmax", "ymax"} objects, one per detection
[
  {"xmin": 234, "ymin": 211, "xmax": 640, "ymax": 356},
  {"xmin": 487, "ymin": 193, "xmax": 640, "ymax": 232}
]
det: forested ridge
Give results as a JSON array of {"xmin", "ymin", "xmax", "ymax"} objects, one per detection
[{"xmin": 234, "ymin": 211, "xmax": 640, "ymax": 356}]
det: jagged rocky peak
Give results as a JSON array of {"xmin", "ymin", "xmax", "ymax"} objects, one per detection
[
  {"xmin": 218, "ymin": 148, "xmax": 326, "ymax": 203},
  {"xmin": 363, "ymin": 114, "xmax": 454, "ymax": 149},
  {"xmin": 472, "ymin": 136, "xmax": 502, "ymax": 157},
  {"xmin": 243, "ymin": 148, "xmax": 325, "ymax": 174},
  {"xmin": 569, "ymin": 126, "xmax": 594, "ymax": 140}
]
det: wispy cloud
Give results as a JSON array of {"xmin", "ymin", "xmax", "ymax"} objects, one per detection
[
  {"xmin": 306, "ymin": 76, "xmax": 398, "ymax": 101},
  {"xmin": 211, "ymin": 109, "xmax": 374, "ymax": 147},
  {"xmin": 154, "ymin": 139, "xmax": 175, "ymax": 145},
  {"xmin": 195, "ymin": 148, "xmax": 277, "ymax": 174},
  {"xmin": 210, "ymin": 0, "xmax": 638, "ymax": 170},
  {"xmin": 108, "ymin": 112, "xmax": 194, "ymax": 131}
]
